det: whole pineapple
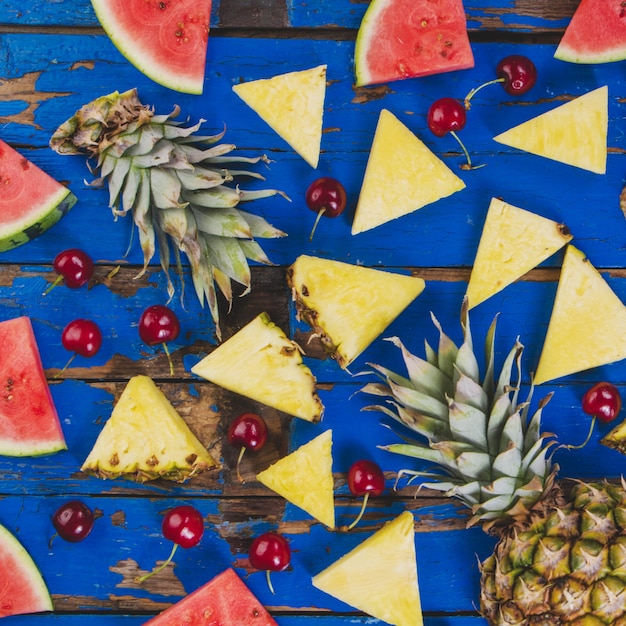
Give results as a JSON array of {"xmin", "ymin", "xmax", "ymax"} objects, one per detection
[
  {"xmin": 360, "ymin": 298, "xmax": 626, "ymax": 625},
  {"xmin": 50, "ymin": 89, "xmax": 287, "ymax": 339}
]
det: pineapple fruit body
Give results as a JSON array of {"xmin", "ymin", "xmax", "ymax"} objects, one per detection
[{"xmin": 82, "ymin": 375, "xmax": 215, "ymax": 482}]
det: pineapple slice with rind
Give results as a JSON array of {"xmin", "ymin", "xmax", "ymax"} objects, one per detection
[
  {"xmin": 534, "ymin": 244, "xmax": 626, "ymax": 384},
  {"xmin": 287, "ymin": 254, "xmax": 425, "ymax": 369},
  {"xmin": 493, "ymin": 86, "xmax": 608, "ymax": 174},
  {"xmin": 232, "ymin": 65, "xmax": 327, "ymax": 168},
  {"xmin": 312, "ymin": 510, "xmax": 423, "ymax": 626},
  {"xmin": 352, "ymin": 108, "xmax": 466, "ymax": 234},
  {"xmin": 256, "ymin": 429, "xmax": 335, "ymax": 528},
  {"xmin": 191, "ymin": 312, "xmax": 323, "ymax": 422},
  {"xmin": 81, "ymin": 375, "xmax": 215, "ymax": 483},
  {"xmin": 600, "ymin": 417, "xmax": 626, "ymax": 453},
  {"xmin": 466, "ymin": 197, "xmax": 573, "ymax": 309}
]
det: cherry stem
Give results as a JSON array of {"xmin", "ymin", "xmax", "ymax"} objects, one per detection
[
  {"xmin": 309, "ymin": 208, "xmax": 327, "ymax": 241},
  {"xmin": 463, "ymin": 77, "xmax": 505, "ymax": 110},
  {"xmin": 162, "ymin": 342, "xmax": 174, "ymax": 377},
  {"xmin": 136, "ymin": 543, "xmax": 179, "ymax": 583},
  {"xmin": 42, "ymin": 275, "xmax": 63, "ymax": 296},
  {"xmin": 346, "ymin": 492, "xmax": 370, "ymax": 531},
  {"xmin": 235, "ymin": 446, "xmax": 246, "ymax": 483},
  {"xmin": 54, "ymin": 353, "xmax": 77, "ymax": 379},
  {"xmin": 565, "ymin": 416, "xmax": 596, "ymax": 451},
  {"xmin": 449, "ymin": 131, "xmax": 484, "ymax": 171},
  {"xmin": 265, "ymin": 569, "xmax": 276, "ymax": 595}
]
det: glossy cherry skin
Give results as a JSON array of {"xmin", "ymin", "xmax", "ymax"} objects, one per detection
[
  {"xmin": 496, "ymin": 55, "xmax": 537, "ymax": 96},
  {"xmin": 347, "ymin": 459, "xmax": 385, "ymax": 497},
  {"xmin": 228, "ymin": 413, "xmax": 268, "ymax": 452},
  {"xmin": 62, "ymin": 319, "xmax": 102, "ymax": 358},
  {"xmin": 427, "ymin": 98, "xmax": 467, "ymax": 137},
  {"xmin": 162, "ymin": 505, "xmax": 204, "ymax": 549},
  {"xmin": 582, "ymin": 382, "xmax": 622, "ymax": 423},
  {"xmin": 306, "ymin": 177, "xmax": 347, "ymax": 219},
  {"xmin": 138, "ymin": 305, "xmax": 180, "ymax": 346},
  {"xmin": 249, "ymin": 532, "xmax": 291, "ymax": 572},
  {"xmin": 52, "ymin": 500, "xmax": 95, "ymax": 542},
  {"xmin": 52, "ymin": 248, "xmax": 94, "ymax": 289}
]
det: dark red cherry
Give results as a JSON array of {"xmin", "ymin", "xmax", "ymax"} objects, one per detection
[
  {"xmin": 496, "ymin": 55, "xmax": 537, "ymax": 96},
  {"xmin": 427, "ymin": 97, "xmax": 466, "ymax": 138},
  {"xmin": 583, "ymin": 382, "xmax": 622, "ymax": 423},
  {"xmin": 52, "ymin": 500, "xmax": 95, "ymax": 542},
  {"xmin": 343, "ymin": 460, "xmax": 385, "ymax": 531},
  {"xmin": 228, "ymin": 413, "xmax": 268, "ymax": 482},
  {"xmin": 138, "ymin": 305, "xmax": 180, "ymax": 376},
  {"xmin": 305, "ymin": 177, "xmax": 347, "ymax": 241},
  {"xmin": 249, "ymin": 531, "xmax": 291, "ymax": 594},
  {"xmin": 62, "ymin": 319, "xmax": 102, "ymax": 358},
  {"xmin": 44, "ymin": 248, "xmax": 94, "ymax": 294}
]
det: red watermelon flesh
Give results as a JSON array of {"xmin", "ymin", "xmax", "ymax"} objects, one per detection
[
  {"xmin": 0, "ymin": 524, "xmax": 53, "ymax": 618},
  {"xmin": 0, "ymin": 139, "xmax": 76, "ymax": 253},
  {"xmin": 555, "ymin": 0, "xmax": 626, "ymax": 63},
  {"xmin": 91, "ymin": 0, "xmax": 212, "ymax": 94},
  {"xmin": 0, "ymin": 316, "xmax": 67, "ymax": 456},
  {"xmin": 354, "ymin": 0, "xmax": 474, "ymax": 87},
  {"xmin": 143, "ymin": 568, "xmax": 278, "ymax": 625}
]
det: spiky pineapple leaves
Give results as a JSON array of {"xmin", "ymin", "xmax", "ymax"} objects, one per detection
[
  {"xmin": 312, "ymin": 511, "xmax": 423, "ymax": 626},
  {"xmin": 233, "ymin": 65, "xmax": 327, "ymax": 168},
  {"xmin": 493, "ymin": 86, "xmax": 608, "ymax": 174},
  {"xmin": 257, "ymin": 429, "xmax": 335, "ymax": 528},
  {"xmin": 534, "ymin": 245, "xmax": 626, "ymax": 384},
  {"xmin": 82, "ymin": 375, "xmax": 216, "ymax": 482},
  {"xmin": 191, "ymin": 312, "xmax": 324, "ymax": 422},
  {"xmin": 352, "ymin": 109, "xmax": 466, "ymax": 234},
  {"xmin": 288, "ymin": 255, "xmax": 426, "ymax": 369},
  {"xmin": 466, "ymin": 197, "xmax": 573, "ymax": 309}
]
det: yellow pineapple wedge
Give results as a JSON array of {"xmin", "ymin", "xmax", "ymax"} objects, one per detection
[
  {"xmin": 191, "ymin": 312, "xmax": 323, "ymax": 422},
  {"xmin": 256, "ymin": 430, "xmax": 335, "ymax": 528},
  {"xmin": 81, "ymin": 375, "xmax": 215, "ymax": 483},
  {"xmin": 493, "ymin": 85, "xmax": 608, "ymax": 174},
  {"xmin": 466, "ymin": 197, "xmax": 573, "ymax": 308},
  {"xmin": 232, "ymin": 65, "xmax": 326, "ymax": 168},
  {"xmin": 534, "ymin": 245, "xmax": 626, "ymax": 384},
  {"xmin": 312, "ymin": 511, "xmax": 423, "ymax": 626},
  {"xmin": 600, "ymin": 416, "xmax": 626, "ymax": 453},
  {"xmin": 287, "ymin": 255, "xmax": 425, "ymax": 369},
  {"xmin": 351, "ymin": 109, "xmax": 466, "ymax": 234}
]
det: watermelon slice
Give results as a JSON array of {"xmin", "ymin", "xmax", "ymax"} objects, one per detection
[
  {"xmin": 555, "ymin": 0, "xmax": 626, "ymax": 64},
  {"xmin": 0, "ymin": 139, "xmax": 76, "ymax": 252},
  {"xmin": 0, "ymin": 523, "xmax": 53, "ymax": 618},
  {"xmin": 91, "ymin": 0, "xmax": 212, "ymax": 94},
  {"xmin": 143, "ymin": 568, "xmax": 278, "ymax": 625},
  {"xmin": 354, "ymin": 0, "xmax": 474, "ymax": 87},
  {"xmin": 0, "ymin": 317, "xmax": 67, "ymax": 456}
]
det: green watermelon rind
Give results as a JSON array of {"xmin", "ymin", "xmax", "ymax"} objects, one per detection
[
  {"xmin": 90, "ymin": 0, "xmax": 206, "ymax": 95},
  {"xmin": 0, "ymin": 187, "xmax": 77, "ymax": 254},
  {"xmin": 555, "ymin": 43, "xmax": 626, "ymax": 65},
  {"xmin": 0, "ymin": 524, "xmax": 53, "ymax": 618}
]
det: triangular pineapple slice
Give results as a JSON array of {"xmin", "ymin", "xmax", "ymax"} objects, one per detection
[
  {"xmin": 191, "ymin": 312, "xmax": 323, "ymax": 422},
  {"xmin": 312, "ymin": 511, "xmax": 423, "ymax": 626},
  {"xmin": 232, "ymin": 65, "xmax": 326, "ymax": 168},
  {"xmin": 81, "ymin": 375, "xmax": 216, "ymax": 482},
  {"xmin": 256, "ymin": 429, "xmax": 335, "ymax": 528},
  {"xmin": 288, "ymin": 255, "xmax": 425, "ymax": 368},
  {"xmin": 493, "ymin": 86, "xmax": 608, "ymax": 174},
  {"xmin": 352, "ymin": 109, "xmax": 466, "ymax": 234},
  {"xmin": 534, "ymin": 245, "xmax": 626, "ymax": 384},
  {"xmin": 466, "ymin": 197, "xmax": 573, "ymax": 309}
]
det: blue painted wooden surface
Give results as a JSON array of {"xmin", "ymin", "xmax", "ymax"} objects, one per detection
[{"xmin": 1, "ymin": 0, "xmax": 625, "ymax": 624}]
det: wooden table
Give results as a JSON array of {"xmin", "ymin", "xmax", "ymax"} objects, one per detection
[{"xmin": 1, "ymin": 0, "xmax": 625, "ymax": 624}]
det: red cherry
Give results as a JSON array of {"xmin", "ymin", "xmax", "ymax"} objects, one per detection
[
  {"xmin": 427, "ymin": 98, "xmax": 476, "ymax": 170},
  {"xmin": 305, "ymin": 177, "xmax": 347, "ymax": 241},
  {"xmin": 62, "ymin": 319, "xmax": 102, "ymax": 358},
  {"xmin": 343, "ymin": 460, "xmax": 385, "ymax": 531},
  {"xmin": 496, "ymin": 55, "xmax": 537, "ymax": 96},
  {"xmin": 249, "ymin": 532, "xmax": 291, "ymax": 594},
  {"xmin": 582, "ymin": 382, "xmax": 622, "ymax": 424},
  {"xmin": 137, "ymin": 505, "xmax": 204, "ymax": 583},
  {"xmin": 44, "ymin": 248, "xmax": 94, "ymax": 295},
  {"xmin": 138, "ymin": 305, "xmax": 180, "ymax": 376},
  {"xmin": 227, "ymin": 412, "xmax": 268, "ymax": 483},
  {"xmin": 52, "ymin": 500, "xmax": 95, "ymax": 542}
]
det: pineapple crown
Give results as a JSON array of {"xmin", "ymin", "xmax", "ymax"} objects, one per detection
[{"xmin": 360, "ymin": 298, "xmax": 559, "ymax": 530}]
